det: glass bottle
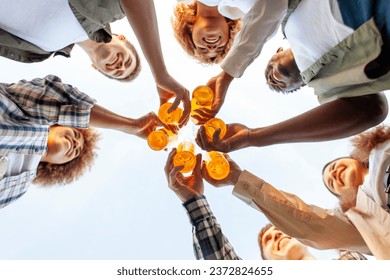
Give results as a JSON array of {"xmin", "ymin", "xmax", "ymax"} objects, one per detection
[
  {"xmin": 173, "ymin": 141, "xmax": 196, "ymax": 173},
  {"xmin": 204, "ymin": 151, "xmax": 230, "ymax": 180},
  {"xmin": 158, "ymin": 102, "xmax": 183, "ymax": 125},
  {"xmin": 203, "ymin": 118, "xmax": 227, "ymax": 141},
  {"xmin": 191, "ymin": 85, "xmax": 214, "ymax": 124},
  {"xmin": 147, "ymin": 128, "xmax": 178, "ymax": 151}
]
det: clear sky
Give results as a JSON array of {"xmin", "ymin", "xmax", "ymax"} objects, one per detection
[{"xmin": 0, "ymin": 0, "xmax": 385, "ymax": 260}]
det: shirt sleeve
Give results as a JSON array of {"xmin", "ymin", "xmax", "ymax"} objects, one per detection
[
  {"xmin": 4, "ymin": 74, "xmax": 96, "ymax": 128},
  {"xmin": 220, "ymin": 0, "xmax": 288, "ymax": 78},
  {"xmin": 183, "ymin": 195, "xmax": 241, "ymax": 260},
  {"xmin": 233, "ymin": 170, "xmax": 370, "ymax": 253},
  {"xmin": 345, "ymin": 190, "xmax": 390, "ymax": 260}
]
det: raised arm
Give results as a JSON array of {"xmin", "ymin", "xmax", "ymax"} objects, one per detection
[
  {"xmin": 202, "ymin": 155, "xmax": 370, "ymax": 253},
  {"xmin": 196, "ymin": 94, "xmax": 388, "ymax": 152},
  {"xmin": 89, "ymin": 104, "xmax": 163, "ymax": 139},
  {"xmin": 164, "ymin": 149, "xmax": 240, "ymax": 260},
  {"xmin": 119, "ymin": 0, "xmax": 190, "ymax": 127}
]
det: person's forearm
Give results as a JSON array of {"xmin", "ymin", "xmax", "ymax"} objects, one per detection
[
  {"xmin": 233, "ymin": 170, "xmax": 369, "ymax": 251},
  {"xmin": 248, "ymin": 94, "xmax": 388, "ymax": 147},
  {"xmin": 89, "ymin": 104, "xmax": 136, "ymax": 133},
  {"xmin": 120, "ymin": 0, "xmax": 168, "ymax": 80}
]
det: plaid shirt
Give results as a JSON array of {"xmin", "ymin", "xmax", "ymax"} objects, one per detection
[
  {"xmin": 184, "ymin": 196, "xmax": 367, "ymax": 260},
  {"xmin": 183, "ymin": 195, "xmax": 240, "ymax": 260},
  {"xmin": 0, "ymin": 75, "xmax": 96, "ymax": 209}
]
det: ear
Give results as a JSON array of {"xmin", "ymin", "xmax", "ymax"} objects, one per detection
[
  {"xmin": 117, "ymin": 34, "xmax": 126, "ymax": 41},
  {"xmin": 276, "ymin": 47, "xmax": 283, "ymax": 53}
]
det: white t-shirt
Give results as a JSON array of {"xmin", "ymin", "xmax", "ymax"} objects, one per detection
[
  {"xmin": 360, "ymin": 140, "xmax": 390, "ymax": 209},
  {"xmin": 4, "ymin": 153, "xmax": 41, "ymax": 177},
  {"xmin": 285, "ymin": 0, "xmax": 354, "ymax": 71},
  {"xmin": 177, "ymin": 0, "xmax": 256, "ymax": 19},
  {"xmin": 0, "ymin": 0, "xmax": 88, "ymax": 51}
]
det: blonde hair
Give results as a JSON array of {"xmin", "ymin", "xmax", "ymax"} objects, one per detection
[
  {"xmin": 171, "ymin": 2, "xmax": 241, "ymax": 64},
  {"xmin": 33, "ymin": 128, "xmax": 100, "ymax": 187}
]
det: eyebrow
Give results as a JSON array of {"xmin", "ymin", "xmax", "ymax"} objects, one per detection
[{"xmin": 326, "ymin": 162, "xmax": 336, "ymax": 190}]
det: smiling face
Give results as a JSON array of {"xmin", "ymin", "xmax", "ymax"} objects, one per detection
[
  {"xmin": 42, "ymin": 126, "xmax": 85, "ymax": 164},
  {"xmin": 259, "ymin": 225, "xmax": 308, "ymax": 260},
  {"xmin": 191, "ymin": 14, "xmax": 230, "ymax": 60},
  {"xmin": 265, "ymin": 48, "xmax": 304, "ymax": 93},
  {"xmin": 90, "ymin": 35, "xmax": 139, "ymax": 80},
  {"xmin": 322, "ymin": 158, "xmax": 367, "ymax": 196}
]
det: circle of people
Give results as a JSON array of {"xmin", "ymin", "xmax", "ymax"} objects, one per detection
[{"xmin": 1, "ymin": 0, "xmax": 389, "ymax": 260}]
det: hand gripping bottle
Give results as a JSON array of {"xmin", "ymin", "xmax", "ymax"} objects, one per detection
[
  {"xmin": 158, "ymin": 102, "xmax": 183, "ymax": 125},
  {"xmin": 147, "ymin": 128, "xmax": 178, "ymax": 151},
  {"xmin": 204, "ymin": 151, "xmax": 230, "ymax": 180},
  {"xmin": 203, "ymin": 118, "xmax": 227, "ymax": 141},
  {"xmin": 191, "ymin": 85, "xmax": 214, "ymax": 124},
  {"xmin": 173, "ymin": 141, "xmax": 196, "ymax": 174}
]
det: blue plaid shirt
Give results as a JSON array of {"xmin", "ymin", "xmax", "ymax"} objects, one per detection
[
  {"xmin": 0, "ymin": 75, "xmax": 96, "ymax": 209},
  {"xmin": 183, "ymin": 195, "xmax": 240, "ymax": 260},
  {"xmin": 184, "ymin": 196, "xmax": 367, "ymax": 260}
]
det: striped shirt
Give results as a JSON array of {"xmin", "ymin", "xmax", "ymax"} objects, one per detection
[{"xmin": 0, "ymin": 75, "xmax": 96, "ymax": 209}]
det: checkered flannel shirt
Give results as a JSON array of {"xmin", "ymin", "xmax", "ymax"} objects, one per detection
[
  {"xmin": 0, "ymin": 75, "xmax": 96, "ymax": 209},
  {"xmin": 183, "ymin": 195, "xmax": 240, "ymax": 260}
]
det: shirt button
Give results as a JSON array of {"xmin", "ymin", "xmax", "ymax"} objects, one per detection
[{"xmin": 9, "ymin": 52, "xmax": 14, "ymax": 58}]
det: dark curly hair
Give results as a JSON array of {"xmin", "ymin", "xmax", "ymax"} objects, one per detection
[
  {"xmin": 171, "ymin": 2, "xmax": 242, "ymax": 64},
  {"xmin": 33, "ymin": 128, "xmax": 100, "ymax": 187}
]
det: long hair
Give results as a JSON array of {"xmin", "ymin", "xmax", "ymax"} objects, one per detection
[{"xmin": 33, "ymin": 128, "xmax": 100, "ymax": 186}]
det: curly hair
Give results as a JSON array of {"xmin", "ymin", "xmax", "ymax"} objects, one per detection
[
  {"xmin": 171, "ymin": 2, "xmax": 242, "ymax": 64},
  {"xmin": 33, "ymin": 128, "xmax": 100, "ymax": 187},
  {"xmin": 349, "ymin": 124, "xmax": 390, "ymax": 165},
  {"xmin": 321, "ymin": 125, "xmax": 390, "ymax": 211}
]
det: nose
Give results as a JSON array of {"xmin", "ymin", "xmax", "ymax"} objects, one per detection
[{"xmin": 206, "ymin": 44, "xmax": 217, "ymax": 50}]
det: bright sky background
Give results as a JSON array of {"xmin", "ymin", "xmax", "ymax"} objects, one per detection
[{"xmin": 0, "ymin": 0, "xmax": 385, "ymax": 260}]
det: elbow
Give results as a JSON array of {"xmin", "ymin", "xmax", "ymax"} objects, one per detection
[
  {"xmin": 349, "ymin": 93, "xmax": 388, "ymax": 128},
  {"xmin": 364, "ymin": 93, "xmax": 388, "ymax": 126}
]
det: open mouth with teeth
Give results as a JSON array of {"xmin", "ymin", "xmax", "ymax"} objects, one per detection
[{"xmin": 203, "ymin": 36, "xmax": 221, "ymax": 44}]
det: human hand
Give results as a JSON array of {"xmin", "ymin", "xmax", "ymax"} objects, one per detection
[
  {"xmin": 164, "ymin": 149, "xmax": 204, "ymax": 203},
  {"xmin": 196, "ymin": 123, "xmax": 250, "ymax": 153},
  {"xmin": 131, "ymin": 111, "xmax": 166, "ymax": 139},
  {"xmin": 191, "ymin": 71, "xmax": 234, "ymax": 124},
  {"xmin": 156, "ymin": 75, "xmax": 190, "ymax": 128},
  {"xmin": 201, "ymin": 153, "xmax": 242, "ymax": 187}
]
